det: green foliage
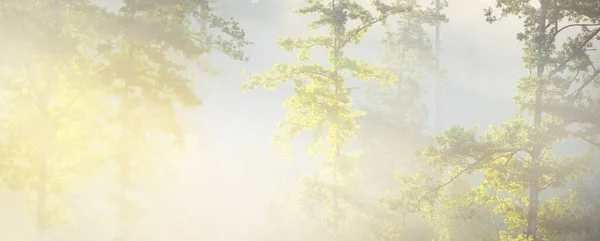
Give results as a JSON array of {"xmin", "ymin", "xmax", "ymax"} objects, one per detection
[
  {"xmin": 1, "ymin": 0, "xmax": 599, "ymax": 240},
  {"xmin": 393, "ymin": 0, "xmax": 600, "ymax": 239},
  {"xmin": 486, "ymin": 0, "xmax": 600, "ymax": 148},
  {"xmin": 0, "ymin": 0, "xmax": 249, "ymax": 239},
  {"xmin": 539, "ymin": 179, "xmax": 600, "ymax": 240},
  {"xmin": 0, "ymin": 0, "xmax": 115, "ymax": 231},
  {"xmin": 242, "ymin": 0, "xmax": 425, "ymax": 239},
  {"xmin": 396, "ymin": 116, "xmax": 595, "ymax": 238}
]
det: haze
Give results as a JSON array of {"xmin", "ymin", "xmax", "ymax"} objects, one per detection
[{"xmin": 1, "ymin": 0, "xmax": 599, "ymax": 241}]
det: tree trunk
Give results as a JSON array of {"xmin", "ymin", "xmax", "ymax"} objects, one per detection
[
  {"xmin": 36, "ymin": 158, "xmax": 47, "ymax": 241},
  {"xmin": 434, "ymin": 0, "xmax": 442, "ymax": 133},
  {"xmin": 116, "ymin": 158, "xmax": 131, "ymax": 241},
  {"xmin": 526, "ymin": 0, "xmax": 548, "ymax": 239},
  {"xmin": 331, "ymin": 0, "xmax": 341, "ymax": 238}
]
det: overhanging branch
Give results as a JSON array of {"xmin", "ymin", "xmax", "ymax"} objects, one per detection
[
  {"xmin": 566, "ymin": 130, "xmax": 600, "ymax": 148},
  {"xmin": 552, "ymin": 23, "xmax": 600, "ymax": 38},
  {"xmin": 546, "ymin": 27, "xmax": 600, "ymax": 78},
  {"xmin": 417, "ymin": 150, "xmax": 520, "ymax": 203}
]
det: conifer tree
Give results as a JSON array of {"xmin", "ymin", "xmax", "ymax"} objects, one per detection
[
  {"xmin": 393, "ymin": 0, "xmax": 600, "ymax": 240},
  {"xmin": 243, "ymin": 0, "xmax": 417, "ymax": 239}
]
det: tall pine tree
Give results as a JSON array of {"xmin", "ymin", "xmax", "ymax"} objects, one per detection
[
  {"xmin": 393, "ymin": 0, "xmax": 600, "ymax": 240},
  {"xmin": 243, "ymin": 0, "xmax": 415, "ymax": 240}
]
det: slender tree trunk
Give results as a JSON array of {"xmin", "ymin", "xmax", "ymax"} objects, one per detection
[
  {"xmin": 35, "ymin": 1, "xmax": 61, "ymax": 238},
  {"xmin": 116, "ymin": 156, "xmax": 131, "ymax": 241},
  {"xmin": 36, "ymin": 157, "xmax": 47, "ymax": 241},
  {"xmin": 331, "ymin": 0, "xmax": 341, "ymax": 238},
  {"xmin": 33, "ymin": 61, "xmax": 52, "ymax": 241},
  {"xmin": 434, "ymin": 0, "xmax": 442, "ymax": 133},
  {"xmin": 526, "ymin": 0, "xmax": 547, "ymax": 239},
  {"xmin": 116, "ymin": 44, "xmax": 135, "ymax": 241},
  {"xmin": 115, "ymin": 91, "xmax": 134, "ymax": 241}
]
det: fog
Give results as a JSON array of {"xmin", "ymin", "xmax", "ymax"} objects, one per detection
[{"xmin": 1, "ymin": 0, "xmax": 599, "ymax": 240}]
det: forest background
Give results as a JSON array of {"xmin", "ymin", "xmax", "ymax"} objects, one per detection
[{"xmin": 0, "ymin": 0, "xmax": 599, "ymax": 240}]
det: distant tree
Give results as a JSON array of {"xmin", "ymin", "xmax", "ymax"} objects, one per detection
[
  {"xmin": 0, "ymin": 0, "xmax": 115, "ymax": 240},
  {"xmin": 94, "ymin": 1, "xmax": 249, "ymax": 240},
  {"xmin": 355, "ymin": 0, "xmax": 440, "ymax": 239}
]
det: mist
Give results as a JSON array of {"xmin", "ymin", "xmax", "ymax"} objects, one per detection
[{"xmin": 1, "ymin": 0, "xmax": 599, "ymax": 241}]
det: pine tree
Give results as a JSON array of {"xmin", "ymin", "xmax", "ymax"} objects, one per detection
[
  {"xmin": 242, "ymin": 0, "xmax": 416, "ymax": 240},
  {"xmin": 392, "ymin": 0, "xmax": 600, "ymax": 240}
]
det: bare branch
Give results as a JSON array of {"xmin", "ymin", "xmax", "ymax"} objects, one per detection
[{"xmin": 516, "ymin": 154, "xmax": 528, "ymax": 163}]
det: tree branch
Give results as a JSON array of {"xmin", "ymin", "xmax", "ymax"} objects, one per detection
[
  {"xmin": 417, "ymin": 150, "xmax": 519, "ymax": 203},
  {"xmin": 552, "ymin": 23, "xmax": 600, "ymax": 38},
  {"xmin": 569, "ymin": 69, "xmax": 600, "ymax": 99},
  {"xmin": 546, "ymin": 27, "xmax": 600, "ymax": 78},
  {"xmin": 566, "ymin": 130, "xmax": 600, "ymax": 148},
  {"xmin": 504, "ymin": 152, "xmax": 518, "ymax": 166},
  {"xmin": 339, "ymin": 6, "xmax": 414, "ymax": 49},
  {"xmin": 516, "ymin": 153, "xmax": 529, "ymax": 163},
  {"xmin": 188, "ymin": 34, "xmax": 244, "ymax": 60},
  {"xmin": 339, "ymin": 17, "xmax": 386, "ymax": 49}
]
